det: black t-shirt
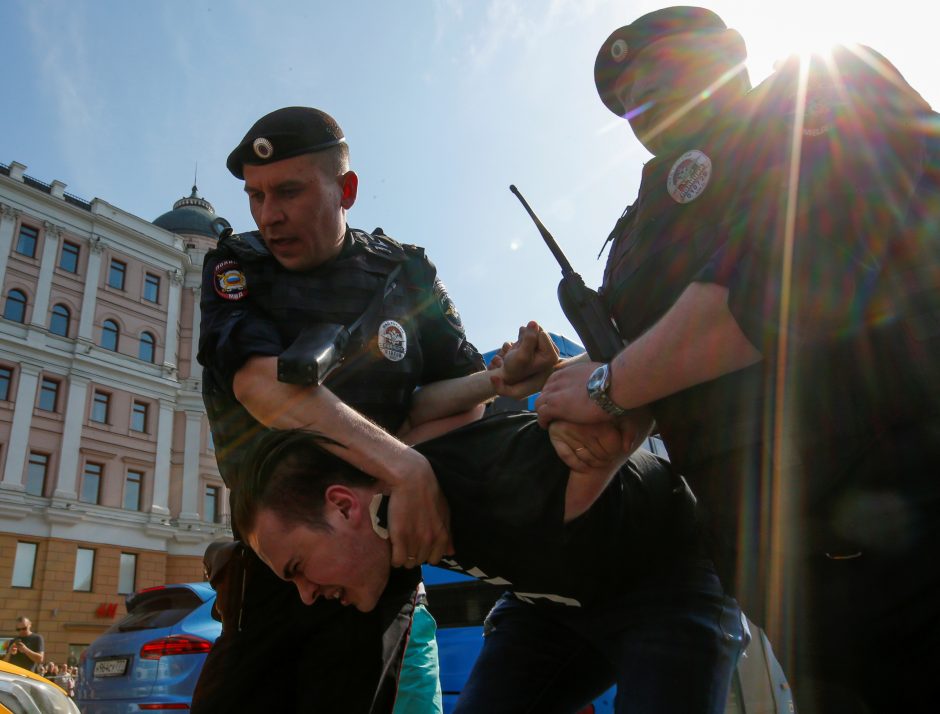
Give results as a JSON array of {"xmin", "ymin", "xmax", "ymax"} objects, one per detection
[
  {"xmin": 414, "ymin": 412, "xmax": 698, "ymax": 607},
  {"xmin": 7, "ymin": 632, "xmax": 43, "ymax": 671}
]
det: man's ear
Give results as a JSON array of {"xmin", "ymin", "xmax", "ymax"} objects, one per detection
[
  {"xmin": 340, "ymin": 171, "xmax": 358, "ymax": 210},
  {"xmin": 324, "ymin": 484, "xmax": 364, "ymax": 524}
]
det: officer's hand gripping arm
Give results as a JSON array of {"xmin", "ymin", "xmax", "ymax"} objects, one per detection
[{"xmin": 234, "ymin": 355, "xmax": 453, "ymax": 567}]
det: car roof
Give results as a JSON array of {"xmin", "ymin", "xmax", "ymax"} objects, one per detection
[
  {"xmin": 125, "ymin": 581, "xmax": 215, "ymax": 608},
  {"xmin": 0, "ymin": 659, "xmax": 67, "ymax": 692}
]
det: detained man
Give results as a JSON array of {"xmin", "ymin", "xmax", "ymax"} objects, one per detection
[{"xmin": 234, "ymin": 397, "xmax": 747, "ymax": 714}]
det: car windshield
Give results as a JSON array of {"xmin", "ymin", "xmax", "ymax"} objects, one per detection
[{"xmin": 107, "ymin": 589, "xmax": 204, "ymax": 633}]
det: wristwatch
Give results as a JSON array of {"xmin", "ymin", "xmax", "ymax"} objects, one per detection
[{"xmin": 586, "ymin": 363, "xmax": 627, "ymax": 417}]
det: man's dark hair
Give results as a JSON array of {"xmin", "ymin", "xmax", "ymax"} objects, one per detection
[{"xmin": 233, "ymin": 429, "xmax": 376, "ymax": 536}]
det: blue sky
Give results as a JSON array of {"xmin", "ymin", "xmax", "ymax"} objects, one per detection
[{"xmin": 3, "ymin": 0, "xmax": 938, "ymax": 350}]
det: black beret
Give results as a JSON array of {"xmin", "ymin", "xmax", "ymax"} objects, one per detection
[
  {"xmin": 226, "ymin": 106, "xmax": 346, "ymax": 179},
  {"xmin": 594, "ymin": 6, "xmax": 727, "ymax": 116}
]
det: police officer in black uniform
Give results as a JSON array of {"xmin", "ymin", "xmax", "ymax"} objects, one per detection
[
  {"xmin": 536, "ymin": 7, "xmax": 940, "ymax": 713},
  {"xmin": 194, "ymin": 106, "xmax": 493, "ymax": 713}
]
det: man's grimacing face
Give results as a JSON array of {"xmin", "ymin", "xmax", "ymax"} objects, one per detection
[
  {"xmin": 243, "ymin": 152, "xmax": 357, "ymax": 272},
  {"xmin": 245, "ymin": 487, "xmax": 391, "ymax": 612}
]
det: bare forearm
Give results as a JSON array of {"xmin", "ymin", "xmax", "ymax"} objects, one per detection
[
  {"xmin": 10, "ymin": 645, "xmax": 43, "ymax": 664},
  {"xmin": 407, "ymin": 371, "xmax": 493, "ymax": 428},
  {"xmin": 399, "ymin": 405, "xmax": 485, "ymax": 445},
  {"xmin": 234, "ymin": 355, "xmax": 452, "ymax": 565},
  {"xmin": 233, "ymin": 356, "xmax": 419, "ymax": 485},
  {"xmin": 564, "ymin": 458, "xmax": 626, "ymax": 523},
  {"xmin": 608, "ymin": 282, "xmax": 762, "ymax": 408}
]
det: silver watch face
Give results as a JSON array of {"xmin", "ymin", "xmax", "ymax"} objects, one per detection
[{"xmin": 587, "ymin": 364, "xmax": 609, "ymax": 395}]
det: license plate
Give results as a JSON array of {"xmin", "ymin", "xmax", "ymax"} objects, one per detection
[{"xmin": 93, "ymin": 658, "xmax": 128, "ymax": 677}]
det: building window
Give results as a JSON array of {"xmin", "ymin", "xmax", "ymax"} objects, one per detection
[
  {"xmin": 73, "ymin": 547, "xmax": 95, "ymax": 591},
  {"xmin": 118, "ymin": 553, "xmax": 137, "ymax": 595},
  {"xmin": 204, "ymin": 485, "xmax": 221, "ymax": 523},
  {"xmin": 108, "ymin": 259, "xmax": 126, "ymax": 290},
  {"xmin": 38, "ymin": 377, "xmax": 59, "ymax": 412},
  {"xmin": 59, "ymin": 241, "xmax": 80, "ymax": 273},
  {"xmin": 139, "ymin": 332, "xmax": 156, "ymax": 363},
  {"xmin": 91, "ymin": 391, "xmax": 110, "ymax": 424},
  {"xmin": 26, "ymin": 452, "xmax": 48, "ymax": 496},
  {"xmin": 131, "ymin": 401, "xmax": 149, "ymax": 433},
  {"xmin": 80, "ymin": 463, "xmax": 102, "ymax": 505},
  {"xmin": 50, "ymin": 304, "xmax": 71, "ymax": 337},
  {"xmin": 143, "ymin": 273, "xmax": 160, "ymax": 303},
  {"xmin": 15, "ymin": 225, "xmax": 38, "ymax": 258},
  {"xmin": 124, "ymin": 471, "xmax": 142, "ymax": 511},
  {"xmin": 12, "ymin": 542, "xmax": 38, "ymax": 588},
  {"xmin": 3, "ymin": 289, "xmax": 27, "ymax": 323},
  {"xmin": 0, "ymin": 366, "xmax": 12, "ymax": 401},
  {"xmin": 101, "ymin": 319, "xmax": 119, "ymax": 351}
]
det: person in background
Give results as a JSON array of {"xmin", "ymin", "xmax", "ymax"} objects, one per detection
[{"xmin": 4, "ymin": 617, "xmax": 44, "ymax": 672}]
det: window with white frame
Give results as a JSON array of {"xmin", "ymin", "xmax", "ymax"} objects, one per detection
[
  {"xmin": 118, "ymin": 553, "xmax": 137, "ymax": 595},
  {"xmin": 12, "ymin": 542, "xmax": 38, "ymax": 588},
  {"xmin": 73, "ymin": 547, "xmax": 95, "ymax": 591}
]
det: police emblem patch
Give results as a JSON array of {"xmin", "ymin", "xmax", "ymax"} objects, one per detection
[
  {"xmin": 377, "ymin": 320, "xmax": 407, "ymax": 362},
  {"xmin": 667, "ymin": 150, "xmax": 712, "ymax": 204},
  {"xmin": 611, "ymin": 38, "xmax": 629, "ymax": 62},
  {"xmin": 214, "ymin": 259, "xmax": 247, "ymax": 301}
]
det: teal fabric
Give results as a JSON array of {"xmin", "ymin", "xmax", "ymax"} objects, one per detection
[{"xmin": 393, "ymin": 603, "xmax": 443, "ymax": 714}]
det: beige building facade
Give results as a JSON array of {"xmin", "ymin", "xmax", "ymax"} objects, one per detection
[{"xmin": 0, "ymin": 160, "xmax": 231, "ymax": 667}]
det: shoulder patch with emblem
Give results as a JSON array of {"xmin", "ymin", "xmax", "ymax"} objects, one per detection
[
  {"xmin": 433, "ymin": 278, "xmax": 463, "ymax": 331},
  {"xmin": 378, "ymin": 320, "xmax": 407, "ymax": 362},
  {"xmin": 214, "ymin": 259, "xmax": 248, "ymax": 301},
  {"xmin": 667, "ymin": 149, "xmax": 712, "ymax": 204}
]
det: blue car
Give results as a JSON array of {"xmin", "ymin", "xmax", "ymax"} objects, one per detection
[
  {"xmin": 73, "ymin": 574, "xmax": 610, "ymax": 713},
  {"xmin": 74, "ymin": 582, "xmax": 219, "ymax": 713},
  {"xmin": 425, "ymin": 567, "xmax": 613, "ymax": 714}
]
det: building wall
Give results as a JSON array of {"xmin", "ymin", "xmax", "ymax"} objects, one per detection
[{"xmin": 0, "ymin": 162, "xmax": 231, "ymax": 668}]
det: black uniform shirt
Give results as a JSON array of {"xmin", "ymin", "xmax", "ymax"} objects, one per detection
[
  {"xmin": 198, "ymin": 226, "xmax": 484, "ymax": 492},
  {"xmin": 599, "ymin": 46, "xmax": 940, "ymax": 613},
  {"xmin": 414, "ymin": 412, "xmax": 697, "ymax": 608}
]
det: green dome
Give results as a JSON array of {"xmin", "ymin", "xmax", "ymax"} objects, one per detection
[{"xmin": 153, "ymin": 185, "xmax": 230, "ymax": 239}]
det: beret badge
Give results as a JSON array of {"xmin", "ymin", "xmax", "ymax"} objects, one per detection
[
  {"xmin": 252, "ymin": 137, "xmax": 274, "ymax": 160},
  {"xmin": 611, "ymin": 38, "xmax": 629, "ymax": 62}
]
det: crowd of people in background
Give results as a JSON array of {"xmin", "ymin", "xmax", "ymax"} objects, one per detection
[
  {"xmin": 5, "ymin": 615, "xmax": 77, "ymax": 697},
  {"xmin": 36, "ymin": 661, "xmax": 78, "ymax": 697}
]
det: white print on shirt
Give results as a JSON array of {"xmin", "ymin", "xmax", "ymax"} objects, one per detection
[{"xmin": 439, "ymin": 558, "xmax": 583, "ymax": 608}]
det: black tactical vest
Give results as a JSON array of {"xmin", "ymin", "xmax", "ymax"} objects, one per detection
[{"xmin": 203, "ymin": 229, "xmax": 430, "ymax": 493}]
